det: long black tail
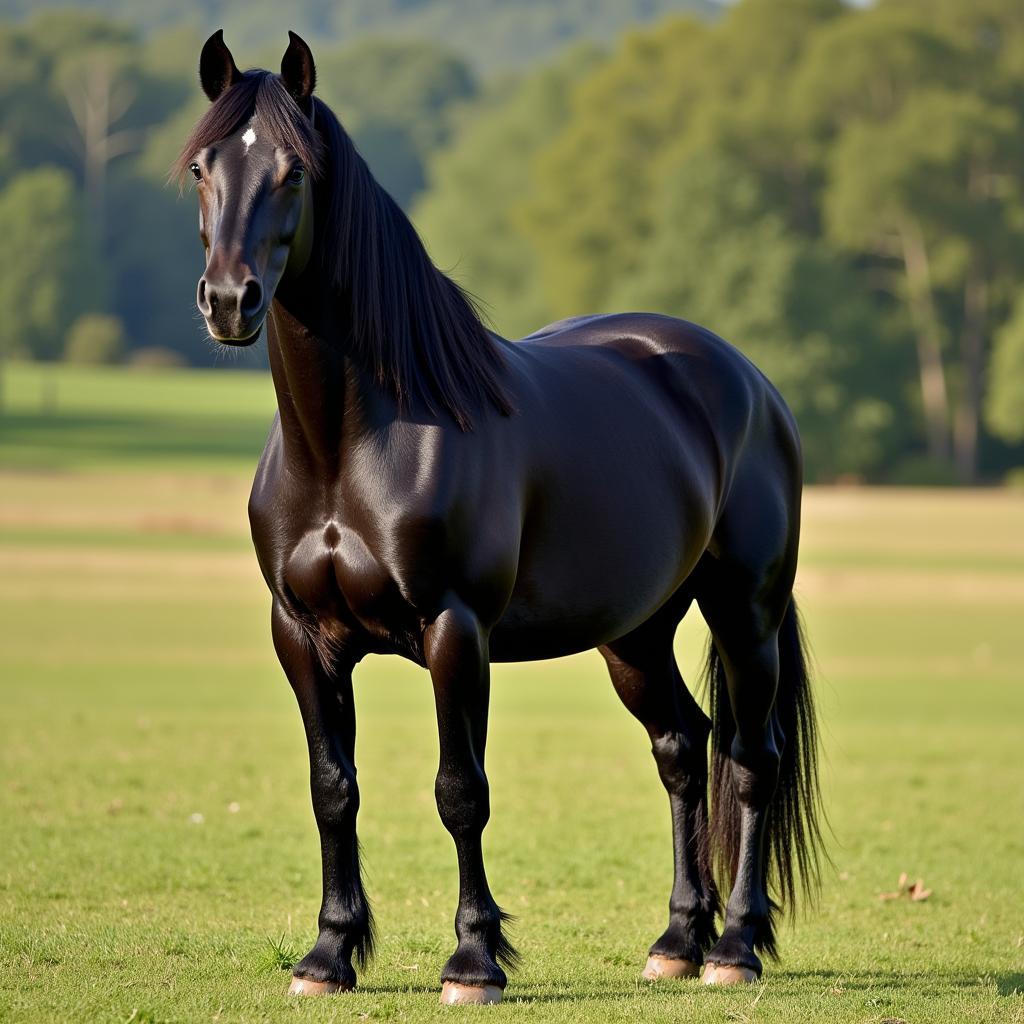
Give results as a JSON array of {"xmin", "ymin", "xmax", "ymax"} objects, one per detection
[{"xmin": 703, "ymin": 598, "xmax": 825, "ymax": 956}]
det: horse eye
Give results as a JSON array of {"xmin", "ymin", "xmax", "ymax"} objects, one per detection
[
  {"xmin": 287, "ymin": 167, "xmax": 305, "ymax": 186},
  {"xmin": 189, "ymin": 162, "xmax": 202, "ymax": 181}
]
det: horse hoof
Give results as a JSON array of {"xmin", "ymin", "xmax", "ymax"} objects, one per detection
[
  {"xmin": 702, "ymin": 962, "xmax": 759, "ymax": 986},
  {"xmin": 439, "ymin": 982, "xmax": 504, "ymax": 1005},
  {"xmin": 642, "ymin": 954, "xmax": 701, "ymax": 980},
  {"xmin": 288, "ymin": 976, "xmax": 348, "ymax": 995}
]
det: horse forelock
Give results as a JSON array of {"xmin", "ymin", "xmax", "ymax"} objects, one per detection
[{"xmin": 172, "ymin": 70, "xmax": 325, "ymax": 184}]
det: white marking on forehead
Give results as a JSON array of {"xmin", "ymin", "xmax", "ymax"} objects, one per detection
[{"xmin": 242, "ymin": 126, "xmax": 257, "ymax": 152}]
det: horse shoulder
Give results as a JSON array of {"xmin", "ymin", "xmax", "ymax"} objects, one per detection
[{"xmin": 344, "ymin": 429, "xmax": 522, "ymax": 632}]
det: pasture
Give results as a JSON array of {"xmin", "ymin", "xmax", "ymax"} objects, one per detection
[{"xmin": 1, "ymin": 363, "xmax": 1022, "ymax": 1023}]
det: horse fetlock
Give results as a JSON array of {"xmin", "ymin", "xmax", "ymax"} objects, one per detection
[
  {"xmin": 704, "ymin": 930, "xmax": 763, "ymax": 975},
  {"xmin": 649, "ymin": 922, "xmax": 708, "ymax": 965},
  {"xmin": 317, "ymin": 906, "xmax": 372, "ymax": 950},
  {"xmin": 441, "ymin": 943, "xmax": 508, "ymax": 989},
  {"xmin": 655, "ymin": 905, "xmax": 712, "ymax": 950},
  {"xmin": 292, "ymin": 939, "xmax": 357, "ymax": 990}
]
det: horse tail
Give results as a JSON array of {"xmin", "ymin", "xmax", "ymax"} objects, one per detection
[{"xmin": 704, "ymin": 597, "xmax": 825, "ymax": 954}]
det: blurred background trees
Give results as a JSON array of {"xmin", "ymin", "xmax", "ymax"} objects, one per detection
[{"xmin": 1, "ymin": 0, "xmax": 1023, "ymax": 482}]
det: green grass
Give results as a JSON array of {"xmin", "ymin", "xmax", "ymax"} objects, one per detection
[
  {"xmin": 1, "ymin": 365, "xmax": 1023, "ymax": 1023},
  {"xmin": 0, "ymin": 361, "xmax": 275, "ymax": 471}
]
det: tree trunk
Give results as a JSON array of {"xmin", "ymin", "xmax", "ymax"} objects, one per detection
[
  {"xmin": 899, "ymin": 220, "xmax": 950, "ymax": 464},
  {"xmin": 954, "ymin": 265, "xmax": 987, "ymax": 483},
  {"xmin": 63, "ymin": 57, "xmax": 139, "ymax": 233}
]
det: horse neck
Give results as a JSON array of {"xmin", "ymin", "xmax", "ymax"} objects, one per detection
[{"xmin": 266, "ymin": 278, "xmax": 381, "ymax": 472}]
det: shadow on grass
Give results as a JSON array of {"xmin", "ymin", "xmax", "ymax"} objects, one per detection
[
  {"xmin": 358, "ymin": 983, "xmax": 646, "ymax": 1003},
  {"xmin": 998, "ymin": 973, "xmax": 1024, "ymax": 996},
  {"xmin": 357, "ymin": 970, "xmax": 919, "ymax": 1003},
  {"xmin": 353, "ymin": 968, "xmax": 1024, "ymax": 1004}
]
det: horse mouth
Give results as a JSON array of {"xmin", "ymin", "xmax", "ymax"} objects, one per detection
[{"xmin": 207, "ymin": 319, "xmax": 265, "ymax": 346}]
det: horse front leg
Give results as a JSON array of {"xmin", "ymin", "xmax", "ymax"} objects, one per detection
[
  {"xmin": 271, "ymin": 601, "xmax": 373, "ymax": 995},
  {"xmin": 424, "ymin": 599, "xmax": 515, "ymax": 1005}
]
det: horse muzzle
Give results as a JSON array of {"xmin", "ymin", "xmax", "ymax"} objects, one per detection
[{"xmin": 197, "ymin": 272, "xmax": 266, "ymax": 345}]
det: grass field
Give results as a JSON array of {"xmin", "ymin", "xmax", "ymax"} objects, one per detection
[{"xmin": 1, "ymin": 363, "xmax": 1023, "ymax": 1023}]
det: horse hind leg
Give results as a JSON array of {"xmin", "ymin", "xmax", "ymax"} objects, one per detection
[
  {"xmin": 693, "ymin": 508, "xmax": 823, "ymax": 985},
  {"xmin": 599, "ymin": 596, "xmax": 719, "ymax": 981}
]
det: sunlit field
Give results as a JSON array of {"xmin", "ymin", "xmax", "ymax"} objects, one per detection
[{"xmin": 1, "ymin": 364, "xmax": 1022, "ymax": 1023}]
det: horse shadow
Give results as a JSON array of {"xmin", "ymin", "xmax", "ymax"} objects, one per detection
[
  {"xmin": 997, "ymin": 972, "xmax": 1024, "ymax": 997},
  {"xmin": 362, "ymin": 967, "xmax": 1024, "ymax": 1004}
]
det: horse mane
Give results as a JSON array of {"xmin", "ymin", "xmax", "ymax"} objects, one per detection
[{"xmin": 175, "ymin": 70, "xmax": 512, "ymax": 430}]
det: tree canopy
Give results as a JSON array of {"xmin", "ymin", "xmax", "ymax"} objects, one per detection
[
  {"xmin": 3, "ymin": 0, "xmax": 1024, "ymax": 482},
  {"xmin": 415, "ymin": 0, "xmax": 1024, "ymax": 482},
  {"xmin": 0, "ymin": 0, "xmax": 718, "ymax": 70}
]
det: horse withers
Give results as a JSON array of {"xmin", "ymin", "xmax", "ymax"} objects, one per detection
[{"xmin": 177, "ymin": 29, "xmax": 824, "ymax": 1005}]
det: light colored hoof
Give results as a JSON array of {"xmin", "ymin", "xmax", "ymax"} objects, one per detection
[
  {"xmin": 702, "ymin": 962, "xmax": 759, "ymax": 986},
  {"xmin": 642, "ymin": 954, "xmax": 701, "ymax": 980},
  {"xmin": 439, "ymin": 982, "xmax": 504, "ymax": 1005},
  {"xmin": 288, "ymin": 976, "xmax": 348, "ymax": 995}
]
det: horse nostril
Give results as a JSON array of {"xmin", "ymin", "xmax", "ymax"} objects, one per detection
[
  {"xmin": 197, "ymin": 277, "xmax": 211, "ymax": 315},
  {"xmin": 240, "ymin": 278, "xmax": 263, "ymax": 318}
]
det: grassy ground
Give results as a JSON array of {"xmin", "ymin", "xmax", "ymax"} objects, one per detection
[
  {"xmin": 0, "ymin": 362, "xmax": 275, "ymax": 471},
  {"xmin": 1, "ymin": 363, "xmax": 1022, "ymax": 1023}
]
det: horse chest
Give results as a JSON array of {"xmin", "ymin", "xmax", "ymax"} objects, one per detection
[{"xmin": 282, "ymin": 523, "xmax": 418, "ymax": 652}]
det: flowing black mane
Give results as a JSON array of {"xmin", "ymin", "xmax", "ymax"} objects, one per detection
[{"xmin": 176, "ymin": 70, "xmax": 512, "ymax": 430}]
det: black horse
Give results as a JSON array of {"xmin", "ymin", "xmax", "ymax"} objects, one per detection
[{"xmin": 177, "ymin": 31, "xmax": 824, "ymax": 1005}]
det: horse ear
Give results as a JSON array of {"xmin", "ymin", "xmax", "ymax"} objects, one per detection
[
  {"xmin": 199, "ymin": 30, "xmax": 241, "ymax": 102},
  {"xmin": 281, "ymin": 30, "xmax": 316, "ymax": 114}
]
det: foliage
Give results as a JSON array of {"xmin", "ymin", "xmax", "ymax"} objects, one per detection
[
  {"xmin": 0, "ymin": 167, "xmax": 104, "ymax": 360},
  {"xmin": 316, "ymin": 39, "xmax": 477, "ymax": 206},
  {"xmin": 0, "ymin": 0, "xmax": 719, "ymax": 70},
  {"xmin": 2, "ymin": 1, "xmax": 1024, "ymax": 481},
  {"xmin": 64, "ymin": 313, "xmax": 125, "ymax": 364},
  {"xmin": 986, "ymin": 294, "xmax": 1024, "ymax": 444},
  {"xmin": 611, "ymin": 152, "xmax": 899, "ymax": 480},
  {"xmin": 416, "ymin": 0, "xmax": 1024, "ymax": 481},
  {"xmin": 127, "ymin": 346, "xmax": 188, "ymax": 369},
  {"xmin": 414, "ymin": 45, "xmax": 606, "ymax": 338}
]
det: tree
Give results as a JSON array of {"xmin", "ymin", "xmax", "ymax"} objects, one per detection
[
  {"xmin": 414, "ymin": 45, "xmax": 605, "ymax": 338},
  {"xmin": 986, "ymin": 294, "xmax": 1024, "ymax": 446},
  {"xmin": 519, "ymin": 1, "xmax": 845, "ymax": 318},
  {"xmin": 44, "ymin": 16, "xmax": 191, "ymax": 226},
  {"xmin": 614, "ymin": 151, "xmax": 899, "ymax": 479},
  {"xmin": 316, "ymin": 39, "xmax": 479, "ymax": 208},
  {"xmin": 65, "ymin": 313, "xmax": 125, "ymax": 364},
  {"xmin": 0, "ymin": 167, "xmax": 105, "ymax": 363},
  {"xmin": 824, "ymin": 88, "xmax": 1023, "ymax": 480},
  {"xmin": 9, "ymin": 0, "xmax": 720, "ymax": 72},
  {"xmin": 0, "ymin": 22, "xmax": 69, "ymax": 182}
]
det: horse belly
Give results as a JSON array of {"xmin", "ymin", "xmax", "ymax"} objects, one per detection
[{"xmin": 489, "ymin": 462, "xmax": 712, "ymax": 661}]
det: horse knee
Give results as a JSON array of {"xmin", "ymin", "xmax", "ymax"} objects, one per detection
[
  {"xmin": 435, "ymin": 765, "xmax": 489, "ymax": 837},
  {"xmin": 311, "ymin": 765, "xmax": 359, "ymax": 830}
]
